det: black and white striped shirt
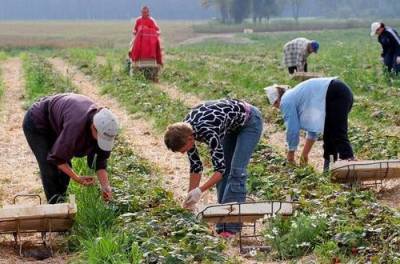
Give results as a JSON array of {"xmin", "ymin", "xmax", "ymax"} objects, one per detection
[{"xmin": 184, "ymin": 99, "xmax": 248, "ymax": 174}]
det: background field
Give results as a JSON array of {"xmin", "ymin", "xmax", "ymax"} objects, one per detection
[{"xmin": 0, "ymin": 20, "xmax": 400, "ymax": 263}]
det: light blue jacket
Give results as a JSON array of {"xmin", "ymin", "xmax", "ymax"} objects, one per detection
[{"xmin": 280, "ymin": 77, "xmax": 337, "ymax": 151}]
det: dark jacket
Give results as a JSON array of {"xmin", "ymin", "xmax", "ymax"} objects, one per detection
[
  {"xmin": 378, "ymin": 27, "xmax": 400, "ymax": 59},
  {"xmin": 29, "ymin": 93, "xmax": 110, "ymax": 171}
]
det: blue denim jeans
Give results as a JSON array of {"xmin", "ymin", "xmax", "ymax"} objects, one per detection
[{"xmin": 216, "ymin": 106, "xmax": 263, "ymax": 233}]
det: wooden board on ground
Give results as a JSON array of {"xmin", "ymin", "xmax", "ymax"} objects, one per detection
[
  {"xmin": 290, "ymin": 72, "xmax": 323, "ymax": 81},
  {"xmin": 330, "ymin": 160, "xmax": 400, "ymax": 183},
  {"xmin": 198, "ymin": 201, "xmax": 294, "ymax": 224},
  {"xmin": 0, "ymin": 195, "xmax": 77, "ymax": 234}
]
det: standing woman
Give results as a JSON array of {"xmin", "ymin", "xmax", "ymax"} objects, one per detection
[
  {"xmin": 371, "ymin": 22, "xmax": 400, "ymax": 74},
  {"xmin": 265, "ymin": 78, "xmax": 355, "ymax": 171},
  {"xmin": 164, "ymin": 99, "xmax": 263, "ymax": 237},
  {"xmin": 133, "ymin": 6, "xmax": 159, "ymax": 35}
]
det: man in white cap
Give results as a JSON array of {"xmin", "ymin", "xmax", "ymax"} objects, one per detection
[
  {"xmin": 283, "ymin": 38, "xmax": 320, "ymax": 74},
  {"xmin": 265, "ymin": 78, "xmax": 355, "ymax": 171},
  {"xmin": 371, "ymin": 22, "xmax": 400, "ymax": 74},
  {"xmin": 23, "ymin": 93, "xmax": 119, "ymax": 203}
]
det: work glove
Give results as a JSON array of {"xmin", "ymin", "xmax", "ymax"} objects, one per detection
[
  {"xmin": 396, "ymin": 56, "xmax": 400, "ymax": 65},
  {"xmin": 183, "ymin": 187, "xmax": 202, "ymax": 208}
]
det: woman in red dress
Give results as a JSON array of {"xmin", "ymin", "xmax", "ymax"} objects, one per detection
[{"xmin": 129, "ymin": 5, "xmax": 163, "ymax": 70}]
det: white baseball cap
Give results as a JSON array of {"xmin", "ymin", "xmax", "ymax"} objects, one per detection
[
  {"xmin": 370, "ymin": 22, "xmax": 381, "ymax": 36},
  {"xmin": 264, "ymin": 84, "xmax": 289, "ymax": 105},
  {"xmin": 93, "ymin": 108, "xmax": 119, "ymax": 151}
]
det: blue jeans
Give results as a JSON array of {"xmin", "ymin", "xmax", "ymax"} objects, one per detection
[{"xmin": 216, "ymin": 106, "xmax": 263, "ymax": 233}]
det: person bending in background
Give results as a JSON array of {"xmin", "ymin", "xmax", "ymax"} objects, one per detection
[
  {"xmin": 265, "ymin": 78, "xmax": 355, "ymax": 171},
  {"xmin": 23, "ymin": 93, "xmax": 119, "ymax": 204},
  {"xmin": 283, "ymin": 38, "xmax": 319, "ymax": 74},
  {"xmin": 371, "ymin": 22, "xmax": 400, "ymax": 75},
  {"xmin": 164, "ymin": 99, "xmax": 263, "ymax": 238}
]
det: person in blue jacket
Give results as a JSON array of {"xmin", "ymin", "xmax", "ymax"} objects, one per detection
[
  {"xmin": 371, "ymin": 22, "xmax": 400, "ymax": 74},
  {"xmin": 265, "ymin": 78, "xmax": 355, "ymax": 171}
]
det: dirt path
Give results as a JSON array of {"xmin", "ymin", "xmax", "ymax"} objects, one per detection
[
  {"xmin": 0, "ymin": 58, "xmax": 41, "ymax": 204},
  {"xmin": 0, "ymin": 58, "xmax": 68, "ymax": 263}
]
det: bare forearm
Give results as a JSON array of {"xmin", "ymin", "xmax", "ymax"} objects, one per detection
[
  {"xmin": 57, "ymin": 163, "xmax": 80, "ymax": 182},
  {"xmin": 96, "ymin": 169, "xmax": 110, "ymax": 188},
  {"xmin": 189, "ymin": 173, "xmax": 201, "ymax": 191},
  {"xmin": 199, "ymin": 172, "xmax": 223, "ymax": 192}
]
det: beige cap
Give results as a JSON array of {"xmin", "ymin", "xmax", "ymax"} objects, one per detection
[
  {"xmin": 264, "ymin": 84, "xmax": 289, "ymax": 105},
  {"xmin": 93, "ymin": 108, "xmax": 119, "ymax": 151},
  {"xmin": 371, "ymin": 22, "xmax": 381, "ymax": 36}
]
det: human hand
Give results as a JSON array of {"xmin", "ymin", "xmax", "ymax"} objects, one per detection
[
  {"xmin": 396, "ymin": 56, "xmax": 400, "ymax": 65},
  {"xmin": 101, "ymin": 185, "xmax": 112, "ymax": 202},
  {"xmin": 77, "ymin": 176, "xmax": 95, "ymax": 186},
  {"xmin": 183, "ymin": 187, "xmax": 202, "ymax": 208}
]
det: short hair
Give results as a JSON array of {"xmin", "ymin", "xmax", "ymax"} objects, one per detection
[
  {"xmin": 164, "ymin": 122, "xmax": 193, "ymax": 152},
  {"xmin": 141, "ymin": 5, "xmax": 149, "ymax": 11}
]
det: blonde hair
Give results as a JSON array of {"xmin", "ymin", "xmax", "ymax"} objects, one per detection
[{"xmin": 164, "ymin": 122, "xmax": 193, "ymax": 152}]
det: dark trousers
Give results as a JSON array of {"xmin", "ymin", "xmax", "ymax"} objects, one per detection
[
  {"xmin": 323, "ymin": 80, "xmax": 354, "ymax": 169},
  {"xmin": 383, "ymin": 51, "xmax": 400, "ymax": 74},
  {"xmin": 288, "ymin": 63, "xmax": 308, "ymax": 74},
  {"xmin": 23, "ymin": 111, "xmax": 70, "ymax": 204}
]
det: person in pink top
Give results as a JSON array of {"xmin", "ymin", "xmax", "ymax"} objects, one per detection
[{"xmin": 133, "ymin": 6, "xmax": 159, "ymax": 35}]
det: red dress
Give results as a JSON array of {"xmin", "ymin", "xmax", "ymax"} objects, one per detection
[{"xmin": 130, "ymin": 17, "xmax": 162, "ymax": 65}]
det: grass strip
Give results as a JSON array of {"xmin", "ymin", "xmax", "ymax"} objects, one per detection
[
  {"xmin": 68, "ymin": 140, "xmax": 228, "ymax": 263},
  {"xmin": 22, "ymin": 53, "xmax": 76, "ymax": 106}
]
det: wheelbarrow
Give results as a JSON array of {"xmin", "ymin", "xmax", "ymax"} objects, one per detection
[{"xmin": 0, "ymin": 194, "xmax": 77, "ymax": 257}]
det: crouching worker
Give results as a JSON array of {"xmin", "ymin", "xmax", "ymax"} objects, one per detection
[
  {"xmin": 283, "ymin": 38, "xmax": 319, "ymax": 74},
  {"xmin": 23, "ymin": 93, "xmax": 119, "ymax": 204},
  {"xmin": 265, "ymin": 78, "xmax": 355, "ymax": 171},
  {"xmin": 164, "ymin": 99, "xmax": 263, "ymax": 237}
]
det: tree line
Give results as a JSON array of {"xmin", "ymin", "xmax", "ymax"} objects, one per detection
[{"xmin": 201, "ymin": 0, "xmax": 400, "ymax": 24}]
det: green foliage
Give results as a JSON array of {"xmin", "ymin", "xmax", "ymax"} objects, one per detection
[
  {"xmin": 265, "ymin": 214, "xmax": 328, "ymax": 259},
  {"xmin": 82, "ymin": 230, "xmax": 138, "ymax": 264},
  {"xmin": 0, "ymin": 51, "xmax": 7, "ymax": 61},
  {"xmin": 21, "ymin": 53, "xmax": 76, "ymax": 106},
  {"xmin": 64, "ymin": 27, "xmax": 400, "ymax": 262},
  {"xmin": 68, "ymin": 140, "xmax": 227, "ymax": 263}
]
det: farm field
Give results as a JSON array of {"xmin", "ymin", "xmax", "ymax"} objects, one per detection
[{"xmin": 0, "ymin": 21, "xmax": 399, "ymax": 263}]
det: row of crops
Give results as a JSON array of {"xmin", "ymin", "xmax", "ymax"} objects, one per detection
[
  {"xmin": 4, "ymin": 27, "xmax": 399, "ymax": 262},
  {"xmin": 60, "ymin": 27, "xmax": 400, "ymax": 263}
]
